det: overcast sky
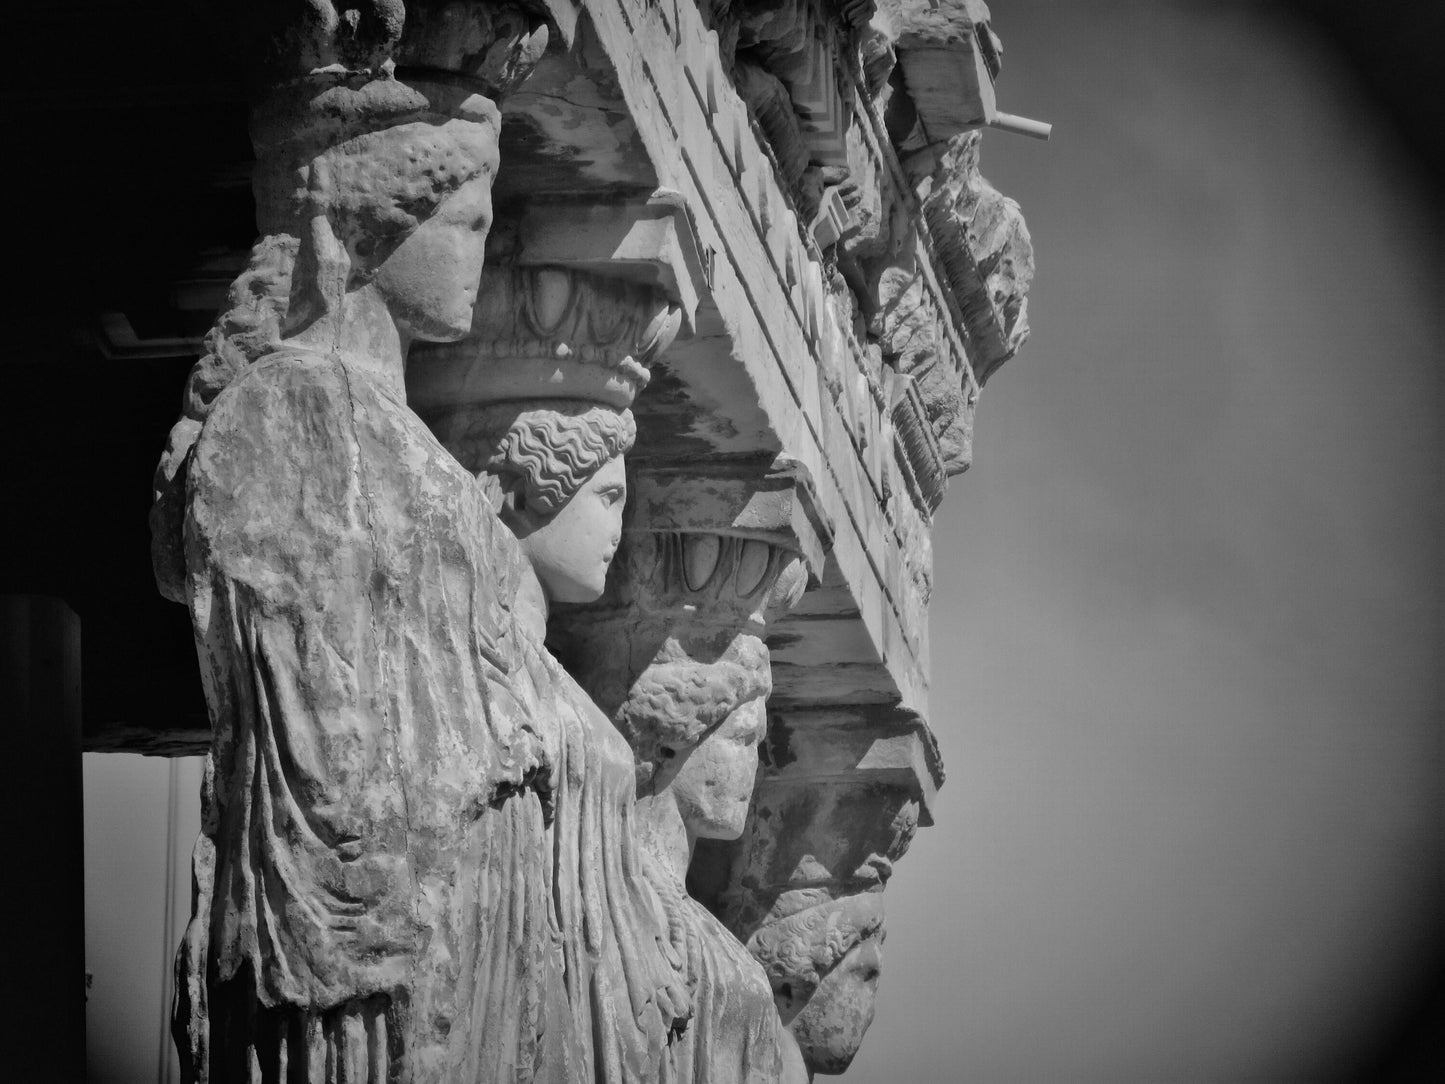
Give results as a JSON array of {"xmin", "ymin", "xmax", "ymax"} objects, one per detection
[
  {"xmin": 86, "ymin": 3, "xmax": 1441, "ymax": 1082},
  {"xmin": 847, "ymin": 2, "xmax": 1441, "ymax": 1081}
]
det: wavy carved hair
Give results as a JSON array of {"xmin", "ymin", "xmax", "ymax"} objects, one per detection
[
  {"xmin": 747, "ymin": 892, "xmax": 885, "ymax": 996},
  {"xmin": 443, "ymin": 399, "xmax": 636, "ymax": 516}
]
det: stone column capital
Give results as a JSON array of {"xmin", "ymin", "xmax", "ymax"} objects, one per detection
[
  {"xmin": 625, "ymin": 458, "xmax": 834, "ymax": 585},
  {"xmin": 408, "ymin": 264, "xmax": 683, "ymax": 420}
]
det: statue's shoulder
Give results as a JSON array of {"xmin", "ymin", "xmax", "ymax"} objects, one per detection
[
  {"xmin": 200, "ymin": 347, "xmax": 440, "ymax": 474},
  {"xmin": 226, "ymin": 343, "xmax": 355, "ymax": 395},
  {"xmin": 196, "ymin": 345, "xmax": 357, "ymax": 438}
]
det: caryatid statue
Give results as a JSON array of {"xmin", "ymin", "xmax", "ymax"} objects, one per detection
[
  {"xmin": 747, "ymin": 886, "xmax": 886, "ymax": 1074},
  {"xmin": 551, "ymin": 481, "xmax": 824, "ymax": 1084},
  {"xmin": 410, "ymin": 263, "xmax": 711, "ymax": 1080},
  {"xmin": 150, "ymin": 3, "xmax": 691, "ymax": 1081}
]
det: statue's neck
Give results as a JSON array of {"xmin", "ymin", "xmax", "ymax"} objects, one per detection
[
  {"xmin": 515, "ymin": 562, "xmax": 550, "ymax": 643},
  {"xmin": 285, "ymin": 282, "xmax": 409, "ymax": 399},
  {"xmin": 634, "ymin": 789, "xmax": 692, "ymax": 884}
]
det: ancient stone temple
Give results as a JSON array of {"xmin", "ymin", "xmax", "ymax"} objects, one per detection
[{"xmin": 2, "ymin": 1, "xmax": 1038, "ymax": 1079}]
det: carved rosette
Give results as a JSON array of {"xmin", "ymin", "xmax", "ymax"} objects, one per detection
[{"xmin": 747, "ymin": 886, "xmax": 887, "ymax": 1074}]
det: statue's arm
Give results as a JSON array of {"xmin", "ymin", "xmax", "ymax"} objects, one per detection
[{"xmin": 182, "ymin": 350, "xmax": 551, "ymax": 1007}]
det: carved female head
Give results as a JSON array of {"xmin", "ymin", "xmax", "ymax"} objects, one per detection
[
  {"xmin": 747, "ymin": 890, "xmax": 886, "ymax": 1072},
  {"xmin": 610, "ymin": 624, "xmax": 772, "ymax": 821},
  {"xmin": 253, "ymin": 87, "xmax": 502, "ymax": 342},
  {"xmin": 442, "ymin": 399, "xmax": 636, "ymax": 603},
  {"xmin": 153, "ymin": 79, "xmax": 501, "ymax": 601},
  {"xmin": 591, "ymin": 533, "xmax": 809, "ymax": 835},
  {"xmin": 409, "ymin": 267, "xmax": 682, "ymax": 604}
]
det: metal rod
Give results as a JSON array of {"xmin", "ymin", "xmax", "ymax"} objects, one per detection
[{"xmin": 990, "ymin": 112, "xmax": 1053, "ymax": 141}]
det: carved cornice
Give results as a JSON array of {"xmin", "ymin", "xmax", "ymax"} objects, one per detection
[
  {"xmin": 887, "ymin": 371, "xmax": 948, "ymax": 514},
  {"xmin": 734, "ymin": 61, "xmax": 812, "ymax": 190},
  {"xmin": 718, "ymin": 1, "xmax": 860, "ymax": 170},
  {"xmin": 851, "ymin": 67, "xmax": 990, "ymax": 478},
  {"xmin": 872, "ymin": 1, "xmax": 1050, "ymax": 146},
  {"xmin": 585, "ymin": 0, "xmax": 939, "ymax": 709},
  {"xmin": 498, "ymin": 192, "xmax": 709, "ymax": 329}
]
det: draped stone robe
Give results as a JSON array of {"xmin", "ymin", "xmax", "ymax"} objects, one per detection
[
  {"xmin": 647, "ymin": 860, "xmax": 789, "ymax": 1084},
  {"xmin": 174, "ymin": 348, "xmax": 682, "ymax": 1083}
]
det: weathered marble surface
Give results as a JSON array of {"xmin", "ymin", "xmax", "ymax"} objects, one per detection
[
  {"xmin": 559, "ymin": 526, "xmax": 814, "ymax": 1083},
  {"xmin": 874, "ymin": 0, "xmax": 1000, "ymax": 146},
  {"xmin": 144, "ymin": 1, "xmax": 1038, "ymax": 1079},
  {"xmin": 151, "ymin": 3, "xmax": 693, "ymax": 1081},
  {"xmin": 176, "ymin": 351, "xmax": 689, "ymax": 1080},
  {"xmin": 415, "ymin": 268, "xmax": 813, "ymax": 1080}
]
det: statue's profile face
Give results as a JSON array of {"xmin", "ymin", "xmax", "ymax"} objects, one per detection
[
  {"xmin": 789, "ymin": 931, "xmax": 882, "ymax": 1072},
  {"xmin": 671, "ymin": 694, "xmax": 767, "ymax": 840},
  {"xmin": 371, "ymin": 172, "xmax": 494, "ymax": 342},
  {"xmin": 515, "ymin": 453, "xmax": 627, "ymax": 604}
]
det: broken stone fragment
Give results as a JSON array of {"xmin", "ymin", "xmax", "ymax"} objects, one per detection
[
  {"xmin": 872, "ymin": 0, "xmax": 998, "ymax": 144},
  {"xmin": 923, "ymin": 131, "xmax": 1033, "ymax": 383}
]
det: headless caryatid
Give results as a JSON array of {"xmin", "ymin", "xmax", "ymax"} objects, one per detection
[{"xmin": 151, "ymin": 4, "xmax": 691, "ymax": 1081}]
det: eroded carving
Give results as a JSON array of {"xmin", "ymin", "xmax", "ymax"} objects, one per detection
[
  {"xmin": 151, "ymin": 4, "xmax": 706, "ymax": 1081},
  {"xmin": 749, "ymin": 889, "xmax": 885, "ymax": 1074},
  {"xmin": 923, "ymin": 130, "xmax": 1034, "ymax": 382},
  {"xmin": 703, "ymin": 714, "xmax": 928, "ymax": 1076},
  {"xmin": 134, "ymin": 1, "xmax": 1041, "ymax": 1079}
]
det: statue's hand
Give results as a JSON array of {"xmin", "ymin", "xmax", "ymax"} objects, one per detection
[
  {"xmin": 653, "ymin": 974, "xmax": 692, "ymax": 1042},
  {"xmin": 651, "ymin": 935, "xmax": 693, "ymax": 1040}
]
